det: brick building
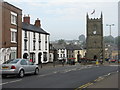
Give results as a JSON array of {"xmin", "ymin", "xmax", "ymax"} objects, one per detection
[{"xmin": 0, "ymin": 1, "xmax": 22, "ymax": 64}]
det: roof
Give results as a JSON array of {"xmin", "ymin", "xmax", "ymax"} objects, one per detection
[
  {"xmin": 22, "ymin": 22, "xmax": 50, "ymax": 35},
  {"xmin": 52, "ymin": 44, "xmax": 66, "ymax": 49},
  {"xmin": 65, "ymin": 45, "xmax": 82, "ymax": 50},
  {"xmin": 4, "ymin": 2, "xmax": 22, "ymax": 11}
]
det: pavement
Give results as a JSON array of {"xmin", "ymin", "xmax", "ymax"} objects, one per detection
[
  {"xmin": 86, "ymin": 62, "xmax": 119, "ymax": 89},
  {"xmin": 87, "ymin": 72, "xmax": 119, "ymax": 88},
  {"xmin": 38, "ymin": 61, "xmax": 119, "ymax": 69}
]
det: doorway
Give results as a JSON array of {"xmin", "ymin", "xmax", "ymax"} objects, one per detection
[{"xmin": 38, "ymin": 52, "xmax": 42, "ymax": 64}]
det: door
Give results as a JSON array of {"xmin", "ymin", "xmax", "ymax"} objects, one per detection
[
  {"xmin": 30, "ymin": 53, "xmax": 35, "ymax": 63},
  {"xmin": 20, "ymin": 59, "xmax": 28, "ymax": 74},
  {"xmin": 27, "ymin": 60, "xmax": 35, "ymax": 73},
  {"xmin": 38, "ymin": 52, "xmax": 42, "ymax": 64}
]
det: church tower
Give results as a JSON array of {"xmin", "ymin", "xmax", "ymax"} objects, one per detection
[{"xmin": 86, "ymin": 12, "xmax": 104, "ymax": 61}]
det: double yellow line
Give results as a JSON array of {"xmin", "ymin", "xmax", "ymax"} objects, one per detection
[
  {"xmin": 75, "ymin": 82, "xmax": 94, "ymax": 90},
  {"xmin": 75, "ymin": 76, "xmax": 105, "ymax": 90},
  {"xmin": 94, "ymin": 77, "xmax": 104, "ymax": 82}
]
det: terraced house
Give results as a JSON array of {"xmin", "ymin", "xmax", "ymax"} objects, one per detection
[
  {"xmin": 22, "ymin": 15, "xmax": 50, "ymax": 64},
  {"xmin": 0, "ymin": 1, "xmax": 22, "ymax": 64}
]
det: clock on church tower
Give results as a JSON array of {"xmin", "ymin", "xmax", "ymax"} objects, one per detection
[{"xmin": 86, "ymin": 12, "xmax": 104, "ymax": 61}]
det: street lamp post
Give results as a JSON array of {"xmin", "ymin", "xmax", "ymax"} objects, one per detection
[
  {"xmin": 106, "ymin": 24, "xmax": 115, "ymax": 61},
  {"xmin": 106, "ymin": 24, "xmax": 115, "ymax": 36}
]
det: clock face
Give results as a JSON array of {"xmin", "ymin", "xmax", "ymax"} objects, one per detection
[{"xmin": 93, "ymin": 31, "xmax": 96, "ymax": 34}]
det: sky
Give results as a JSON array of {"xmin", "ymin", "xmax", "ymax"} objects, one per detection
[{"xmin": 5, "ymin": 0, "xmax": 119, "ymax": 41}]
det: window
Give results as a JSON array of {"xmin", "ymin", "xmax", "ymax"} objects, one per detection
[
  {"xmin": 58, "ymin": 54, "xmax": 59, "ymax": 58},
  {"xmin": 10, "ymin": 28, "xmax": 17, "ymax": 43},
  {"xmin": 63, "ymin": 54, "xmax": 65, "ymax": 57},
  {"xmin": 33, "ymin": 32, "xmax": 35, "ymax": 39},
  {"xmin": 11, "ymin": 12, "xmax": 17, "ymax": 25},
  {"xmin": 39, "ymin": 33, "xmax": 41, "ymax": 41},
  {"xmin": 61, "ymin": 54, "xmax": 62, "ymax": 58},
  {"xmin": 39, "ymin": 41, "xmax": 41, "ymax": 50},
  {"xmin": 33, "ymin": 32, "xmax": 36, "ymax": 50},
  {"xmin": 3, "ymin": 59, "xmax": 19, "ymax": 64},
  {"xmin": 45, "ymin": 42, "xmax": 47, "ymax": 50},
  {"xmin": 39, "ymin": 34, "xmax": 41, "ymax": 50},
  {"xmin": 33, "ymin": 41, "xmax": 36, "ymax": 50},
  {"xmin": 24, "ymin": 40, "xmax": 27, "ymax": 50},
  {"xmin": 45, "ymin": 35, "xmax": 47, "ymax": 41},
  {"xmin": 20, "ymin": 60, "xmax": 27, "ymax": 65},
  {"xmin": 45, "ymin": 35, "xmax": 47, "ymax": 50},
  {"xmin": 25, "ymin": 31, "xmax": 27, "ymax": 38}
]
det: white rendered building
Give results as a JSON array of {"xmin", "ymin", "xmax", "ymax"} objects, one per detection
[{"xmin": 22, "ymin": 16, "xmax": 50, "ymax": 64}]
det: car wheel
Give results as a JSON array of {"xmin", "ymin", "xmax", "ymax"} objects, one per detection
[
  {"xmin": 18, "ymin": 69, "xmax": 24, "ymax": 78},
  {"xmin": 34, "ymin": 68, "xmax": 39, "ymax": 75}
]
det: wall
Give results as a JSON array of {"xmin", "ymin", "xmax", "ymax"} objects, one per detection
[
  {"xmin": 74, "ymin": 50, "xmax": 86, "ymax": 62},
  {"xmin": 86, "ymin": 16, "xmax": 104, "ymax": 60},
  {"xmin": 2, "ymin": 2, "xmax": 22, "ymax": 58},
  {"xmin": 22, "ymin": 30, "xmax": 49, "ymax": 64},
  {"xmin": 0, "ymin": 0, "xmax": 2, "ymax": 48}
]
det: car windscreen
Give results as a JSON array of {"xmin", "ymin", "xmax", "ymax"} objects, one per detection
[{"xmin": 3, "ymin": 59, "xmax": 19, "ymax": 64}]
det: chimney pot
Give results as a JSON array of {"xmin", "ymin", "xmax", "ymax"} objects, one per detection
[
  {"xmin": 34, "ymin": 18, "xmax": 41, "ymax": 27},
  {"xmin": 23, "ymin": 14, "xmax": 30, "ymax": 24}
]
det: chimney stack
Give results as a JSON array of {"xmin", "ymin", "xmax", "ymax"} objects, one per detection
[
  {"xmin": 23, "ymin": 14, "xmax": 30, "ymax": 24},
  {"xmin": 34, "ymin": 18, "xmax": 41, "ymax": 27}
]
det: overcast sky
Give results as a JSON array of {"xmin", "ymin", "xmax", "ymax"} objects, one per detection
[{"xmin": 6, "ymin": 0, "xmax": 119, "ymax": 41}]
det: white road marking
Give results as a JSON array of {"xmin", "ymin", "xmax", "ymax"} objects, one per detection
[
  {"xmin": 108, "ymin": 73, "xmax": 111, "ymax": 76},
  {"xmin": 38, "ymin": 73, "xmax": 55, "ymax": 77},
  {"xmin": 38, "ymin": 74, "xmax": 47, "ymax": 77},
  {"xmin": 53, "ymin": 71, "xmax": 57, "ymax": 74},
  {"xmin": 109, "ymin": 65, "xmax": 119, "ymax": 67},
  {"xmin": 38, "ymin": 65, "xmax": 95, "ymax": 77},
  {"xmin": 0, "ymin": 79, "xmax": 22, "ymax": 86}
]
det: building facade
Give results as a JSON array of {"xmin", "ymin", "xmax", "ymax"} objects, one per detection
[
  {"xmin": 86, "ymin": 13, "xmax": 104, "ymax": 61},
  {"xmin": 22, "ymin": 16, "xmax": 50, "ymax": 64},
  {"xmin": 0, "ymin": 1, "xmax": 22, "ymax": 64},
  {"xmin": 66, "ymin": 45, "xmax": 86, "ymax": 62},
  {"xmin": 105, "ymin": 43, "xmax": 118, "ymax": 60},
  {"xmin": 49, "ymin": 44, "xmax": 67, "ymax": 62},
  {"xmin": 74, "ymin": 49, "xmax": 86, "ymax": 62}
]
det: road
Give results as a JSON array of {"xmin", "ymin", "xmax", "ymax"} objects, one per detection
[{"xmin": 1, "ymin": 64, "xmax": 118, "ymax": 89}]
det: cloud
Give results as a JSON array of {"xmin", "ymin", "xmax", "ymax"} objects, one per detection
[
  {"xmin": 5, "ymin": 0, "xmax": 118, "ymax": 39},
  {"xmin": 6, "ymin": 0, "xmax": 119, "ymax": 3}
]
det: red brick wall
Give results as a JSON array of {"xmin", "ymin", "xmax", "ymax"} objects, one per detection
[{"xmin": 2, "ymin": 2, "xmax": 22, "ymax": 58}]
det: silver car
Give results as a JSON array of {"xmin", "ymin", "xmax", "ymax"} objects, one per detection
[{"xmin": 1, "ymin": 59, "xmax": 39, "ymax": 78}]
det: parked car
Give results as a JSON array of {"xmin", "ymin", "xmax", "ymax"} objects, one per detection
[
  {"xmin": 1, "ymin": 59, "xmax": 39, "ymax": 78},
  {"xmin": 110, "ymin": 59, "xmax": 116, "ymax": 63}
]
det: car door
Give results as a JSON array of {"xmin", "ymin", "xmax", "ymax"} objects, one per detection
[
  {"xmin": 20, "ymin": 59, "xmax": 28, "ymax": 74},
  {"xmin": 28, "ymin": 61, "xmax": 36, "ymax": 73}
]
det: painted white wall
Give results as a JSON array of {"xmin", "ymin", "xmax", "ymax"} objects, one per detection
[
  {"xmin": 57, "ymin": 49, "xmax": 67, "ymax": 60},
  {"xmin": 0, "ymin": 47, "xmax": 16, "ymax": 64},
  {"xmin": 22, "ymin": 30, "xmax": 49, "ymax": 64}
]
